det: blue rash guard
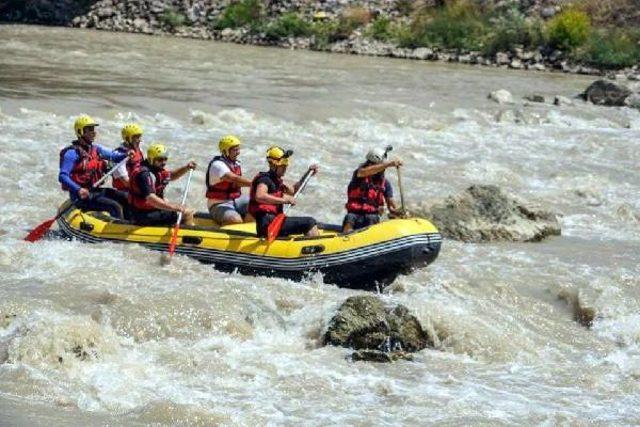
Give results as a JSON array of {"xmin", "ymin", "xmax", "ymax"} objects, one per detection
[{"xmin": 58, "ymin": 144, "xmax": 127, "ymax": 200}]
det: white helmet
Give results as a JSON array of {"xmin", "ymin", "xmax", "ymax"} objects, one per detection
[{"xmin": 366, "ymin": 147, "xmax": 388, "ymax": 164}]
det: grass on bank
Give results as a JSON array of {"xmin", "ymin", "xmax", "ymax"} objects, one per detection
[{"xmin": 210, "ymin": 0, "xmax": 640, "ymax": 69}]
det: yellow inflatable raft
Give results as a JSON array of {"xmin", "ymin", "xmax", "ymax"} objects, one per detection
[{"xmin": 56, "ymin": 208, "xmax": 442, "ymax": 290}]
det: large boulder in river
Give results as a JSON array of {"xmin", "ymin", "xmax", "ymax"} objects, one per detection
[
  {"xmin": 412, "ymin": 185, "xmax": 560, "ymax": 243},
  {"xmin": 324, "ymin": 295, "xmax": 432, "ymax": 362},
  {"xmin": 581, "ymin": 80, "xmax": 632, "ymax": 106}
]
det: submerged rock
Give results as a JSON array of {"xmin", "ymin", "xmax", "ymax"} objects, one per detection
[
  {"xmin": 412, "ymin": 185, "xmax": 561, "ymax": 243},
  {"xmin": 488, "ymin": 89, "xmax": 514, "ymax": 104},
  {"xmin": 324, "ymin": 295, "xmax": 432, "ymax": 362},
  {"xmin": 581, "ymin": 80, "xmax": 632, "ymax": 106}
]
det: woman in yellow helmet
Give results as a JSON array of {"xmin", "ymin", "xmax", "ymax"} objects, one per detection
[
  {"xmin": 128, "ymin": 143, "xmax": 197, "ymax": 226},
  {"xmin": 205, "ymin": 135, "xmax": 254, "ymax": 225},
  {"xmin": 248, "ymin": 146, "xmax": 319, "ymax": 238}
]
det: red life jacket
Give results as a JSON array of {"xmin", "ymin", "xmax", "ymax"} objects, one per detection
[
  {"xmin": 128, "ymin": 160, "xmax": 172, "ymax": 211},
  {"xmin": 111, "ymin": 145, "xmax": 144, "ymax": 191},
  {"xmin": 206, "ymin": 156, "xmax": 242, "ymax": 201},
  {"xmin": 112, "ymin": 144, "xmax": 130, "ymax": 191},
  {"xmin": 59, "ymin": 142, "xmax": 106, "ymax": 191},
  {"xmin": 248, "ymin": 171, "xmax": 285, "ymax": 216},
  {"xmin": 345, "ymin": 169, "xmax": 386, "ymax": 214}
]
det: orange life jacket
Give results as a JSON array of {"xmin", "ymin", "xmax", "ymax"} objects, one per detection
[{"xmin": 205, "ymin": 156, "xmax": 242, "ymax": 201}]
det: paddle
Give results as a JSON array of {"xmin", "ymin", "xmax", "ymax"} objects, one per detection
[
  {"xmin": 396, "ymin": 165, "xmax": 407, "ymax": 218},
  {"xmin": 266, "ymin": 168, "xmax": 314, "ymax": 243},
  {"xmin": 166, "ymin": 168, "xmax": 194, "ymax": 260},
  {"xmin": 24, "ymin": 157, "xmax": 128, "ymax": 242}
]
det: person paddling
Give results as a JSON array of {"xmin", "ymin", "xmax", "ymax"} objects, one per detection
[
  {"xmin": 58, "ymin": 115, "xmax": 129, "ymax": 219},
  {"xmin": 205, "ymin": 135, "xmax": 253, "ymax": 225},
  {"xmin": 342, "ymin": 147, "xmax": 402, "ymax": 233},
  {"xmin": 248, "ymin": 146, "xmax": 319, "ymax": 238},
  {"xmin": 128, "ymin": 143, "xmax": 197, "ymax": 226},
  {"xmin": 111, "ymin": 123, "xmax": 145, "ymax": 191}
]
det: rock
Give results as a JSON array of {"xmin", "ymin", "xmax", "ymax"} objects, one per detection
[
  {"xmin": 488, "ymin": 89, "xmax": 513, "ymax": 104},
  {"xmin": 509, "ymin": 59, "xmax": 523, "ymax": 69},
  {"xmin": 528, "ymin": 63, "xmax": 546, "ymax": 72},
  {"xmin": 540, "ymin": 7, "xmax": 556, "ymax": 18},
  {"xmin": 412, "ymin": 185, "xmax": 561, "ymax": 243},
  {"xmin": 495, "ymin": 52, "xmax": 510, "ymax": 65},
  {"xmin": 96, "ymin": 7, "xmax": 114, "ymax": 18},
  {"xmin": 352, "ymin": 350, "xmax": 414, "ymax": 362},
  {"xmin": 624, "ymin": 94, "xmax": 640, "ymax": 110},
  {"xmin": 524, "ymin": 94, "xmax": 546, "ymax": 103},
  {"xmin": 412, "ymin": 47, "xmax": 433, "ymax": 60},
  {"xmin": 581, "ymin": 80, "xmax": 632, "ymax": 106},
  {"xmin": 324, "ymin": 295, "xmax": 432, "ymax": 358},
  {"xmin": 132, "ymin": 17, "xmax": 148, "ymax": 32},
  {"xmin": 554, "ymin": 95, "xmax": 573, "ymax": 106}
]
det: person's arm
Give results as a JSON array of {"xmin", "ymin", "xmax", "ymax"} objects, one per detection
[
  {"xmin": 171, "ymin": 161, "xmax": 196, "ymax": 181},
  {"xmin": 145, "ymin": 193, "xmax": 187, "ymax": 212},
  {"xmin": 255, "ymin": 182, "xmax": 295, "ymax": 206},
  {"xmin": 356, "ymin": 160, "xmax": 402, "ymax": 178},
  {"xmin": 292, "ymin": 164, "xmax": 319, "ymax": 193},
  {"xmin": 96, "ymin": 144, "xmax": 127, "ymax": 163},
  {"xmin": 222, "ymin": 172, "xmax": 252, "ymax": 187},
  {"xmin": 136, "ymin": 170, "xmax": 184, "ymax": 212},
  {"xmin": 58, "ymin": 150, "xmax": 82, "ymax": 197}
]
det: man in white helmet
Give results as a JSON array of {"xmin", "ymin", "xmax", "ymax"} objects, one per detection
[{"xmin": 342, "ymin": 147, "xmax": 402, "ymax": 233}]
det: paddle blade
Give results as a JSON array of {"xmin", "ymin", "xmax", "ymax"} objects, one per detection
[
  {"xmin": 168, "ymin": 224, "xmax": 180, "ymax": 258},
  {"xmin": 266, "ymin": 213, "xmax": 286, "ymax": 243},
  {"xmin": 24, "ymin": 217, "xmax": 56, "ymax": 242}
]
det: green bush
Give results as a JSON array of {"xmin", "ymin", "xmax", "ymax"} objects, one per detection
[
  {"xmin": 213, "ymin": 0, "xmax": 262, "ymax": 30},
  {"xmin": 160, "ymin": 9, "xmax": 187, "ymax": 28},
  {"xmin": 310, "ymin": 15, "xmax": 361, "ymax": 47},
  {"xmin": 366, "ymin": 16, "xmax": 393, "ymax": 41},
  {"xmin": 483, "ymin": 9, "xmax": 544, "ymax": 55},
  {"xmin": 404, "ymin": 1, "xmax": 488, "ymax": 50},
  {"xmin": 546, "ymin": 9, "xmax": 591, "ymax": 50},
  {"xmin": 264, "ymin": 13, "xmax": 311, "ymax": 39},
  {"xmin": 578, "ymin": 29, "xmax": 640, "ymax": 69}
]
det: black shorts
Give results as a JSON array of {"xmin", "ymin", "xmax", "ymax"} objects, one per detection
[
  {"xmin": 342, "ymin": 212, "xmax": 380, "ymax": 230},
  {"xmin": 255, "ymin": 213, "xmax": 316, "ymax": 238},
  {"xmin": 132, "ymin": 209, "xmax": 178, "ymax": 226}
]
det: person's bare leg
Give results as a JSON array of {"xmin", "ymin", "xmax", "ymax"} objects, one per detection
[{"xmin": 306, "ymin": 225, "xmax": 319, "ymax": 237}]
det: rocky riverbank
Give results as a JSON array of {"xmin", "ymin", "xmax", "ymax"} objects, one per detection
[{"xmin": 2, "ymin": 0, "xmax": 639, "ymax": 77}]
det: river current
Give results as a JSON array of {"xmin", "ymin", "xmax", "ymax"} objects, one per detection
[{"xmin": 1, "ymin": 25, "xmax": 639, "ymax": 425}]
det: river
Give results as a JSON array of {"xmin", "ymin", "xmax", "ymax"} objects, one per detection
[{"xmin": 1, "ymin": 24, "xmax": 639, "ymax": 425}]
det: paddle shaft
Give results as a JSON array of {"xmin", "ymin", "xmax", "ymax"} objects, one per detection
[
  {"xmin": 284, "ymin": 168, "xmax": 314, "ymax": 215},
  {"xmin": 396, "ymin": 166, "xmax": 406, "ymax": 213},
  {"xmin": 168, "ymin": 169, "xmax": 194, "ymax": 257}
]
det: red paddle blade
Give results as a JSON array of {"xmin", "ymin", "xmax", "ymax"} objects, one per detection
[
  {"xmin": 168, "ymin": 224, "xmax": 180, "ymax": 257},
  {"xmin": 24, "ymin": 217, "xmax": 56, "ymax": 242},
  {"xmin": 267, "ymin": 214, "xmax": 286, "ymax": 243}
]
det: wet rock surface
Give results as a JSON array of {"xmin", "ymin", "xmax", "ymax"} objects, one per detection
[
  {"xmin": 581, "ymin": 80, "xmax": 633, "ymax": 106},
  {"xmin": 413, "ymin": 185, "xmax": 561, "ymax": 243},
  {"xmin": 324, "ymin": 295, "xmax": 432, "ymax": 362}
]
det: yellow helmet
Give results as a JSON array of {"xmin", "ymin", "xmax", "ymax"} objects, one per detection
[
  {"xmin": 219, "ymin": 135, "xmax": 241, "ymax": 156},
  {"xmin": 266, "ymin": 146, "xmax": 293, "ymax": 166},
  {"xmin": 147, "ymin": 143, "xmax": 168, "ymax": 164},
  {"xmin": 121, "ymin": 123, "xmax": 143, "ymax": 143},
  {"xmin": 74, "ymin": 115, "xmax": 99, "ymax": 137}
]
